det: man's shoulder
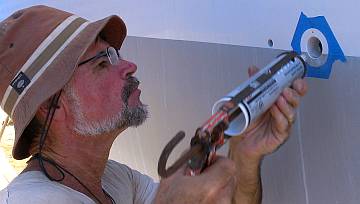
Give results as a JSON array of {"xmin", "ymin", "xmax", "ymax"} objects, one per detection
[
  {"xmin": 0, "ymin": 171, "xmax": 90, "ymax": 204},
  {"xmin": 104, "ymin": 160, "xmax": 157, "ymax": 187},
  {"xmin": 105, "ymin": 159, "xmax": 126, "ymax": 169},
  {"xmin": 104, "ymin": 160, "xmax": 158, "ymax": 204},
  {"xmin": 1, "ymin": 185, "xmax": 65, "ymax": 204},
  {"xmin": 104, "ymin": 160, "xmax": 134, "ymax": 180},
  {"xmin": 105, "ymin": 159, "xmax": 149, "ymax": 179}
]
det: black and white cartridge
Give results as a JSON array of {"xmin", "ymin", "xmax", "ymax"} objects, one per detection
[{"xmin": 212, "ymin": 52, "xmax": 306, "ymax": 136}]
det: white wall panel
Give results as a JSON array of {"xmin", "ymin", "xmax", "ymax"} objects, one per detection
[{"xmin": 117, "ymin": 36, "xmax": 360, "ymax": 203}]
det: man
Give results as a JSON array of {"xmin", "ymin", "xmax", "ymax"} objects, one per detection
[{"xmin": 0, "ymin": 5, "xmax": 307, "ymax": 204}]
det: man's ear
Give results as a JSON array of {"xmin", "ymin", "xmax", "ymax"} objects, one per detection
[
  {"xmin": 37, "ymin": 93, "xmax": 68, "ymax": 122},
  {"xmin": 37, "ymin": 98, "xmax": 52, "ymax": 119},
  {"xmin": 53, "ymin": 93, "xmax": 68, "ymax": 121}
]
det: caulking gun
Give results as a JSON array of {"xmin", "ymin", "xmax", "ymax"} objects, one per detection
[{"xmin": 157, "ymin": 51, "xmax": 307, "ymax": 178}]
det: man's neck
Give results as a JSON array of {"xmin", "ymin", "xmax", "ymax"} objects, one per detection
[{"xmin": 24, "ymin": 129, "xmax": 121, "ymax": 203}]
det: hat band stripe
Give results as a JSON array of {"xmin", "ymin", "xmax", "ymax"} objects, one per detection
[
  {"xmin": 3, "ymin": 17, "xmax": 86, "ymax": 115},
  {"xmin": 1, "ymin": 15, "xmax": 89, "ymax": 117},
  {"xmin": 10, "ymin": 20, "xmax": 90, "ymax": 117},
  {"xmin": 6, "ymin": 18, "xmax": 88, "ymax": 116},
  {"xmin": 25, "ymin": 18, "xmax": 87, "ymax": 80}
]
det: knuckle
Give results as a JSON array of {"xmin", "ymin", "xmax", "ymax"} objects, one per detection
[
  {"xmin": 225, "ymin": 160, "xmax": 237, "ymax": 174},
  {"xmin": 280, "ymin": 117, "xmax": 289, "ymax": 132},
  {"xmin": 302, "ymin": 81, "xmax": 309, "ymax": 94},
  {"xmin": 293, "ymin": 95, "xmax": 300, "ymax": 106},
  {"xmin": 278, "ymin": 95, "xmax": 286, "ymax": 106},
  {"xmin": 221, "ymin": 160, "xmax": 237, "ymax": 178},
  {"xmin": 284, "ymin": 87, "xmax": 292, "ymax": 97},
  {"xmin": 285, "ymin": 88, "xmax": 300, "ymax": 107},
  {"xmin": 294, "ymin": 101, "xmax": 300, "ymax": 108},
  {"xmin": 290, "ymin": 113, "xmax": 296, "ymax": 120},
  {"xmin": 296, "ymin": 79, "xmax": 308, "ymax": 95},
  {"xmin": 201, "ymin": 184, "xmax": 218, "ymax": 201}
]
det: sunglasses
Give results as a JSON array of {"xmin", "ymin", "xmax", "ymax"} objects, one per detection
[{"xmin": 78, "ymin": 46, "xmax": 120, "ymax": 66}]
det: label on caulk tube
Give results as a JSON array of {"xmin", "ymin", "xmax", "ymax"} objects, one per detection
[
  {"xmin": 243, "ymin": 58, "xmax": 304, "ymax": 123},
  {"xmin": 212, "ymin": 54, "xmax": 305, "ymax": 136}
]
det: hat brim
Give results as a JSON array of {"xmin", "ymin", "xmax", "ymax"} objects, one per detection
[{"xmin": 12, "ymin": 15, "xmax": 126, "ymax": 160}]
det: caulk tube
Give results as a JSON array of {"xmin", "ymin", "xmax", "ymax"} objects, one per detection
[{"xmin": 212, "ymin": 52, "xmax": 306, "ymax": 136}]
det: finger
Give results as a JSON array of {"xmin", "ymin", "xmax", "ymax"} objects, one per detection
[
  {"xmin": 276, "ymin": 95, "xmax": 296, "ymax": 124},
  {"xmin": 248, "ymin": 66, "xmax": 259, "ymax": 77},
  {"xmin": 282, "ymin": 87, "xmax": 300, "ymax": 108},
  {"xmin": 292, "ymin": 79, "xmax": 308, "ymax": 96},
  {"xmin": 270, "ymin": 104, "xmax": 289, "ymax": 135},
  {"xmin": 199, "ymin": 157, "xmax": 236, "ymax": 190}
]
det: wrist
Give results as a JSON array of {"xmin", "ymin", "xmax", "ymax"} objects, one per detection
[
  {"xmin": 230, "ymin": 148, "xmax": 263, "ymax": 203},
  {"xmin": 229, "ymin": 140, "xmax": 264, "ymax": 165},
  {"xmin": 231, "ymin": 153, "xmax": 262, "ymax": 179}
]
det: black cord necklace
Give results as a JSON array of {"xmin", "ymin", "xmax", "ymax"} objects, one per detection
[{"xmin": 33, "ymin": 91, "xmax": 115, "ymax": 204}]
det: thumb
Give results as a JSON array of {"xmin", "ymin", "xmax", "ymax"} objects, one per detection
[{"xmin": 248, "ymin": 65, "xmax": 259, "ymax": 77}]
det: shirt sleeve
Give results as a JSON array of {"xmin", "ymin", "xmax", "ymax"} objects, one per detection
[
  {"xmin": 105, "ymin": 160, "xmax": 159, "ymax": 204},
  {"xmin": 0, "ymin": 185, "xmax": 90, "ymax": 204},
  {"xmin": 130, "ymin": 168, "xmax": 159, "ymax": 204}
]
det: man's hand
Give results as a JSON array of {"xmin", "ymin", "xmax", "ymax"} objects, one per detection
[
  {"xmin": 229, "ymin": 66, "xmax": 308, "ymax": 204},
  {"xmin": 154, "ymin": 156, "xmax": 237, "ymax": 204},
  {"xmin": 230, "ymin": 66, "xmax": 308, "ymax": 161}
]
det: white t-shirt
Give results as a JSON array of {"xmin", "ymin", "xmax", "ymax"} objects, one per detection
[{"xmin": 0, "ymin": 160, "xmax": 159, "ymax": 204}]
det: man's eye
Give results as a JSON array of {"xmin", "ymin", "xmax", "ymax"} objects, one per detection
[{"xmin": 98, "ymin": 60, "xmax": 109, "ymax": 68}]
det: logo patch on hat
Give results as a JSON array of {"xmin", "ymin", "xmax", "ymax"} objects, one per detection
[{"xmin": 10, "ymin": 71, "xmax": 31, "ymax": 95}]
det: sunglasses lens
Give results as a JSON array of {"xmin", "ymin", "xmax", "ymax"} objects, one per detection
[{"xmin": 107, "ymin": 47, "xmax": 119, "ymax": 65}]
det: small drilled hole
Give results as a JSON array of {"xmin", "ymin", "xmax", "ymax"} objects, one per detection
[
  {"xmin": 268, "ymin": 39, "xmax": 274, "ymax": 47},
  {"xmin": 9, "ymin": 43, "xmax": 14, "ymax": 48}
]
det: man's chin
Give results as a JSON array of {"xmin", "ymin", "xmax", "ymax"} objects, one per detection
[{"xmin": 122, "ymin": 104, "xmax": 149, "ymax": 128}]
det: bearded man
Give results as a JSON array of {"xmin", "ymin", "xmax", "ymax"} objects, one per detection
[{"xmin": 0, "ymin": 5, "xmax": 307, "ymax": 204}]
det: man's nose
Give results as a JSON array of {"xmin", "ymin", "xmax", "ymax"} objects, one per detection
[{"xmin": 119, "ymin": 60, "xmax": 137, "ymax": 78}]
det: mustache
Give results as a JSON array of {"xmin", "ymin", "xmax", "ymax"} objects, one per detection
[{"xmin": 122, "ymin": 76, "xmax": 140, "ymax": 102}]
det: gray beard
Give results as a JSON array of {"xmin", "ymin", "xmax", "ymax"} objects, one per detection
[
  {"xmin": 72, "ymin": 103, "xmax": 148, "ymax": 136},
  {"xmin": 64, "ymin": 78, "xmax": 148, "ymax": 136},
  {"xmin": 118, "ymin": 104, "xmax": 148, "ymax": 128}
]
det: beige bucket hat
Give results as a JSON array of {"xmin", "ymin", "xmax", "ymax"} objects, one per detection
[{"xmin": 0, "ymin": 5, "xmax": 127, "ymax": 160}]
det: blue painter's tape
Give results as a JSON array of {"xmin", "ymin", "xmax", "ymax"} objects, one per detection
[{"xmin": 291, "ymin": 12, "xmax": 346, "ymax": 79}]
